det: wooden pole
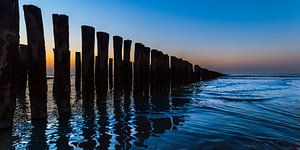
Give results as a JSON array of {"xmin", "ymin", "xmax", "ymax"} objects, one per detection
[
  {"xmin": 188, "ymin": 62, "xmax": 193, "ymax": 83},
  {"xmin": 75, "ymin": 52, "xmax": 81, "ymax": 93},
  {"xmin": 81, "ymin": 25, "xmax": 95, "ymax": 106},
  {"xmin": 113, "ymin": 36, "xmax": 123, "ymax": 89},
  {"xmin": 164, "ymin": 54, "xmax": 170, "ymax": 89},
  {"xmin": 95, "ymin": 55, "xmax": 100, "ymax": 95},
  {"xmin": 129, "ymin": 62, "xmax": 133, "ymax": 88},
  {"xmin": 123, "ymin": 40, "xmax": 132, "ymax": 85},
  {"xmin": 170, "ymin": 56, "xmax": 177, "ymax": 87},
  {"xmin": 150, "ymin": 49, "xmax": 158, "ymax": 90},
  {"xmin": 23, "ymin": 5, "xmax": 48, "ymax": 119},
  {"xmin": 0, "ymin": 0, "xmax": 19, "ymax": 130},
  {"xmin": 157, "ymin": 51, "xmax": 164, "ymax": 87},
  {"xmin": 133, "ymin": 43, "xmax": 144, "ymax": 96},
  {"xmin": 18, "ymin": 45, "xmax": 29, "ymax": 101},
  {"xmin": 178, "ymin": 58, "xmax": 183, "ymax": 85},
  {"xmin": 96, "ymin": 32, "xmax": 109, "ymax": 98},
  {"xmin": 109, "ymin": 58, "xmax": 113, "ymax": 90},
  {"xmin": 52, "ymin": 14, "xmax": 71, "ymax": 114},
  {"xmin": 193, "ymin": 65, "xmax": 199, "ymax": 82},
  {"xmin": 143, "ymin": 47, "xmax": 151, "ymax": 96}
]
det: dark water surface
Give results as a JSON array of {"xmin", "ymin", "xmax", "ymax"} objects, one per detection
[{"xmin": 1, "ymin": 75, "xmax": 300, "ymax": 149}]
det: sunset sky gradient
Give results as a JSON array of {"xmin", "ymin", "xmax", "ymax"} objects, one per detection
[{"xmin": 19, "ymin": 0, "xmax": 300, "ymax": 74}]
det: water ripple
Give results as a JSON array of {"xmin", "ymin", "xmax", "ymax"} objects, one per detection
[{"xmin": 0, "ymin": 76, "xmax": 300, "ymax": 149}]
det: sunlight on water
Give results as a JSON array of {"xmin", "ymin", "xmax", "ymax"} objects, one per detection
[{"xmin": 1, "ymin": 75, "xmax": 300, "ymax": 149}]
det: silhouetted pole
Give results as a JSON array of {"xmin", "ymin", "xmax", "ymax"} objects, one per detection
[
  {"xmin": 157, "ymin": 51, "xmax": 164, "ymax": 87},
  {"xmin": 150, "ymin": 49, "xmax": 158, "ymax": 90},
  {"xmin": 23, "ymin": 5, "xmax": 48, "ymax": 119},
  {"xmin": 109, "ymin": 58, "xmax": 113, "ymax": 90},
  {"xmin": 143, "ymin": 47, "xmax": 151, "ymax": 96},
  {"xmin": 113, "ymin": 36, "xmax": 123, "ymax": 89},
  {"xmin": 123, "ymin": 40, "xmax": 132, "ymax": 85},
  {"xmin": 96, "ymin": 32, "xmax": 109, "ymax": 98},
  {"xmin": 178, "ymin": 58, "xmax": 184, "ymax": 85},
  {"xmin": 194, "ymin": 65, "xmax": 201, "ymax": 82},
  {"xmin": 0, "ymin": 0, "xmax": 19, "ymax": 130},
  {"xmin": 201, "ymin": 68, "xmax": 224, "ymax": 80},
  {"xmin": 183, "ymin": 60, "xmax": 188, "ymax": 84},
  {"xmin": 129, "ymin": 62, "xmax": 133, "ymax": 88},
  {"xmin": 163, "ymin": 54, "xmax": 170, "ymax": 88},
  {"xmin": 134, "ymin": 43, "xmax": 144, "ymax": 96},
  {"xmin": 52, "ymin": 14, "xmax": 71, "ymax": 114},
  {"xmin": 188, "ymin": 62, "xmax": 193, "ymax": 83},
  {"xmin": 151, "ymin": 49, "xmax": 168, "ymax": 94},
  {"xmin": 75, "ymin": 52, "xmax": 81, "ymax": 93},
  {"xmin": 95, "ymin": 55, "xmax": 99, "ymax": 92},
  {"xmin": 170, "ymin": 56, "xmax": 177, "ymax": 87},
  {"xmin": 81, "ymin": 25, "xmax": 95, "ymax": 106},
  {"xmin": 18, "ymin": 45, "xmax": 29, "ymax": 100}
]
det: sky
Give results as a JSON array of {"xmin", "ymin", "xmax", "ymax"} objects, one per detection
[{"xmin": 19, "ymin": 0, "xmax": 300, "ymax": 74}]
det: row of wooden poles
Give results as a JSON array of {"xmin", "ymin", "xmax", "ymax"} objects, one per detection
[{"xmin": 0, "ymin": 1, "xmax": 224, "ymax": 130}]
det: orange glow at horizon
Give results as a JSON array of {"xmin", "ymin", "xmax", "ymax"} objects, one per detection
[
  {"xmin": 46, "ymin": 49, "xmax": 76, "ymax": 74},
  {"xmin": 44, "ymin": 47, "xmax": 300, "ymax": 74}
]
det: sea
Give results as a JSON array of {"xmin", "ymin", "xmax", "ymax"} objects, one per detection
[{"xmin": 0, "ymin": 75, "xmax": 300, "ymax": 149}]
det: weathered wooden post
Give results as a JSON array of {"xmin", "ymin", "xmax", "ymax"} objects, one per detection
[
  {"xmin": 109, "ymin": 58, "xmax": 113, "ymax": 90},
  {"xmin": 52, "ymin": 14, "xmax": 71, "ymax": 114},
  {"xmin": 134, "ymin": 43, "xmax": 144, "ymax": 96},
  {"xmin": 150, "ymin": 49, "xmax": 158, "ymax": 90},
  {"xmin": 163, "ymin": 54, "xmax": 170, "ymax": 87},
  {"xmin": 188, "ymin": 62, "xmax": 193, "ymax": 83},
  {"xmin": 23, "ymin": 5, "xmax": 48, "ymax": 119},
  {"xmin": 143, "ymin": 47, "xmax": 151, "ymax": 95},
  {"xmin": 0, "ymin": 0, "xmax": 19, "ymax": 130},
  {"xmin": 151, "ymin": 49, "xmax": 164, "ymax": 95},
  {"xmin": 95, "ymin": 32, "xmax": 109, "ymax": 98},
  {"xmin": 176, "ymin": 57, "xmax": 181, "ymax": 86},
  {"xmin": 174, "ymin": 56, "xmax": 178, "ymax": 86},
  {"xmin": 170, "ymin": 56, "xmax": 177, "ymax": 87},
  {"xmin": 193, "ymin": 65, "xmax": 196, "ymax": 82},
  {"xmin": 183, "ymin": 60, "xmax": 188, "ymax": 84},
  {"xmin": 197, "ymin": 65, "xmax": 202, "ymax": 81},
  {"xmin": 123, "ymin": 40, "xmax": 132, "ymax": 85},
  {"xmin": 95, "ymin": 55, "xmax": 99, "ymax": 93},
  {"xmin": 185, "ymin": 61, "xmax": 189, "ymax": 83},
  {"xmin": 75, "ymin": 52, "xmax": 81, "ymax": 93},
  {"xmin": 176, "ymin": 58, "xmax": 180, "ymax": 85},
  {"xmin": 95, "ymin": 56, "xmax": 100, "ymax": 96},
  {"xmin": 178, "ymin": 58, "xmax": 184, "ymax": 85},
  {"xmin": 18, "ymin": 45, "xmax": 29, "ymax": 100},
  {"xmin": 196, "ymin": 65, "xmax": 202, "ymax": 82},
  {"xmin": 202, "ymin": 68, "xmax": 208, "ymax": 80},
  {"xmin": 81, "ymin": 25, "xmax": 95, "ymax": 106},
  {"xmin": 113, "ymin": 36, "xmax": 123, "ymax": 89},
  {"xmin": 187, "ymin": 61, "xmax": 192, "ymax": 83},
  {"xmin": 157, "ymin": 51, "xmax": 164, "ymax": 88},
  {"xmin": 193, "ymin": 65, "xmax": 198, "ymax": 82},
  {"xmin": 129, "ymin": 62, "xmax": 133, "ymax": 88}
]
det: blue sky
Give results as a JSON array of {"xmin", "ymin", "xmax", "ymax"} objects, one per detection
[{"xmin": 19, "ymin": 0, "xmax": 300, "ymax": 74}]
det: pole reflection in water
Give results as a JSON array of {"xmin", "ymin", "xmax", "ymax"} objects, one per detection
[
  {"xmin": 113, "ymin": 93, "xmax": 132, "ymax": 149},
  {"xmin": 56, "ymin": 115, "xmax": 72, "ymax": 149},
  {"xmin": 8, "ymin": 76, "xmax": 300, "ymax": 149},
  {"xmin": 96, "ymin": 102, "xmax": 111, "ymax": 149},
  {"xmin": 28, "ymin": 119, "xmax": 48, "ymax": 149},
  {"xmin": 78, "ymin": 108, "xmax": 97, "ymax": 148},
  {"xmin": 4, "ymin": 78, "xmax": 188, "ymax": 149},
  {"xmin": 133, "ymin": 96, "xmax": 152, "ymax": 148}
]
